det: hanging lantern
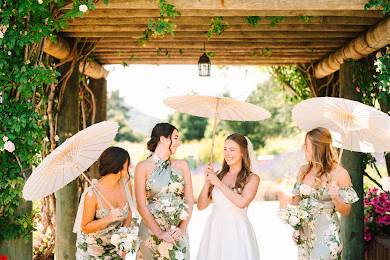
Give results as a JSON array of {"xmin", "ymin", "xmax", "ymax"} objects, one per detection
[{"xmin": 198, "ymin": 53, "xmax": 211, "ymax": 77}]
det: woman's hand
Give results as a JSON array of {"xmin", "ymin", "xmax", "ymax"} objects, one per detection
[
  {"xmin": 292, "ymin": 229, "xmax": 303, "ymax": 244},
  {"xmin": 108, "ymin": 208, "xmax": 126, "ymax": 223},
  {"xmin": 157, "ymin": 231, "xmax": 175, "ymax": 244},
  {"xmin": 170, "ymin": 226, "xmax": 184, "ymax": 241},
  {"xmin": 203, "ymin": 164, "xmax": 214, "ymax": 185},
  {"xmin": 205, "ymin": 165, "xmax": 221, "ymax": 187}
]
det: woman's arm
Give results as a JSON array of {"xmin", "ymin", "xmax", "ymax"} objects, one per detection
[
  {"xmin": 197, "ymin": 165, "xmax": 213, "ymax": 210},
  {"xmin": 81, "ymin": 193, "xmax": 123, "ymax": 234},
  {"xmin": 329, "ymin": 167, "xmax": 353, "ymax": 216},
  {"xmin": 177, "ymin": 160, "xmax": 194, "ymax": 233},
  {"xmin": 134, "ymin": 162, "xmax": 163, "ymax": 236},
  {"xmin": 208, "ymin": 173, "xmax": 260, "ymax": 209}
]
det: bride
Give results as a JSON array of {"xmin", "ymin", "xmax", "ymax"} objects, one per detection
[{"xmin": 197, "ymin": 133, "xmax": 260, "ymax": 260}]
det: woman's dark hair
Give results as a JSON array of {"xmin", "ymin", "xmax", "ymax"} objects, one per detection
[
  {"xmin": 98, "ymin": 147, "xmax": 130, "ymax": 176},
  {"xmin": 147, "ymin": 123, "xmax": 177, "ymax": 153}
]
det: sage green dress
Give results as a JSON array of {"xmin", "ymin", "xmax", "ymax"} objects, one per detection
[
  {"xmin": 292, "ymin": 183, "xmax": 359, "ymax": 260},
  {"xmin": 137, "ymin": 155, "xmax": 189, "ymax": 260}
]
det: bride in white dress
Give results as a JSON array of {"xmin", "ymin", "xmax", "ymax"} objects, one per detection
[{"xmin": 197, "ymin": 133, "xmax": 260, "ymax": 260}]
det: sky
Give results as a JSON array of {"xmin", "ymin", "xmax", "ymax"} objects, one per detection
[{"xmin": 105, "ymin": 64, "xmax": 271, "ymax": 120}]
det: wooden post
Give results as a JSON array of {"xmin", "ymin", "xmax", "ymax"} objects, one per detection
[
  {"xmin": 339, "ymin": 61, "xmax": 365, "ymax": 260},
  {"xmin": 0, "ymin": 202, "xmax": 33, "ymax": 259},
  {"xmin": 86, "ymin": 78, "xmax": 107, "ymax": 179},
  {"xmin": 55, "ymin": 62, "xmax": 80, "ymax": 260}
]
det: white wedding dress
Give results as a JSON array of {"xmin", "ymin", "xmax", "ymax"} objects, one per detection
[{"xmin": 196, "ymin": 187, "xmax": 260, "ymax": 260}]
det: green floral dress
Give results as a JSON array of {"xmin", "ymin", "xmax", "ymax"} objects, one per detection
[
  {"xmin": 137, "ymin": 154, "xmax": 189, "ymax": 260},
  {"xmin": 292, "ymin": 183, "xmax": 359, "ymax": 260},
  {"xmin": 75, "ymin": 179, "xmax": 132, "ymax": 260}
]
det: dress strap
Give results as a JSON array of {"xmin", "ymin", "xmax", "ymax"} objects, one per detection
[{"xmin": 122, "ymin": 178, "xmax": 138, "ymax": 217}]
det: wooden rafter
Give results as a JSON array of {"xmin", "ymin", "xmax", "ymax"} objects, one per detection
[{"xmin": 314, "ymin": 17, "xmax": 390, "ymax": 78}]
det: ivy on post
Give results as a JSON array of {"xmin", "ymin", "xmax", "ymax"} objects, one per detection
[{"xmin": 0, "ymin": 0, "xmax": 108, "ymax": 259}]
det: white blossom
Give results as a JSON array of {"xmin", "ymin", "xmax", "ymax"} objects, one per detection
[
  {"xmin": 54, "ymin": 135, "xmax": 59, "ymax": 141},
  {"xmin": 288, "ymin": 215, "xmax": 300, "ymax": 226},
  {"xmin": 37, "ymin": 0, "xmax": 43, "ymax": 4},
  {"xmin": 4, "ymin": 140, "xmax": 15, "ymax": 153},
  {"xmin": 79, "ymin": 4, "xmax": 88, "ymax": 13},
  {"xmin": 110, "ymin": 234, "xmax": 121, "ymax": 246},
  {"xmin": 2, "ymin": 136, "xmax": 8, "ymax": 142}
]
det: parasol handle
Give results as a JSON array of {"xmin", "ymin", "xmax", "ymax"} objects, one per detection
[
  {"xmin": 80, "ymin": 172, "xmax": 115, "ymax": 210},
  {"xmin": 338, "ymin": 148, "xmax": 344, "ymax": 163},
  {"xmin": 210, "ymin": 116, "xmax": 218, "ymax": 163},
  {"xmin": 209, "ymin": 99, "xmax": 220, "ymax": 163}
]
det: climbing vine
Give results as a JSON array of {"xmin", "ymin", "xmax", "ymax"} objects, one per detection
[
  {"xmin": 365, "ymin": 0, "xmax": 390, "ymax": 14},
  {"xmin": 138, "ymin": 0, "xmax": 181, "ymax": 46},
  {"xmin": 207, "ymin": 16, "xmax": 228, "ymax": 39},
  {"xmin": 0, "ymin": 0, "xmax": 103, "ymax": 248}
]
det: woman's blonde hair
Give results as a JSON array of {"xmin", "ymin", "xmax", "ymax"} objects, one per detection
[{"xmin": 298, "ymin": 127, "xmax": 338, "ymax": 187}]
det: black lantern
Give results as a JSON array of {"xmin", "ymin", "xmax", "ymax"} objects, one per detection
[{"xmin": 198, "ymin": 53, "xmax": 211, "ymax": 77}]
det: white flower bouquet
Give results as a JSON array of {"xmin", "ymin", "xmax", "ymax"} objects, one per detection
[{"xmin": 110, "ymin": 224, "xmax": 140, "ymax": 255}]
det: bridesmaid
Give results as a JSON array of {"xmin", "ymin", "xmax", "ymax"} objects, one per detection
[
  {"xmin": 290, "ymin": 127, "xmax": 358, "ymax": 260},
  {"xmin": 135, "ymin": 123, "xmax": 193, "ymax": 260},
  {"xmin": 74, "ymin": 146, "xmax": 135, "ymax": 259}
]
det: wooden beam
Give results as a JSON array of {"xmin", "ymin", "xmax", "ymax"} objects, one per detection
[
  {"xmin": 43, "ymin": 37, "xmax": 108, "ymax": 79},
  {"xmin": 97, "ymin": 59, "xmax": 309, "ymax": 65},
  {"xmin": 68, "ymin": 16, "xmax": 380, "ymax": 26},
  {"xmin": 64, "ymin": 0, "xmax": 369, "ymax": 11},
  {"xmin": 78, "ymin": 9, "xmax": 383, "ymax": 18},
  {"xmin": 63, "ymin": 24, "xmax": 367, "ymax": 32},
  {"xmin": 92, "ymin": 49, "xmax": 330, "ymax": 55},
  {"xmin": 314, "ymin": 17, "xmax": 390, "ymax": 78},
  {"xmin": 79, "ymin": 60, "xmax": 109, "ymax": 79},
  {"xmin": 81, "ymin": 37, "xmax": 351, "ymax": 43},
  {"xmin": 93, "ymin": 41, "xmax": 343, "ymax": 49},
  {"xmin": 92, "ymin": 47, "xmax": 335, "ymax": 53},
  {"xmin": 65, "ymin": 31, "xmax": 358, "ymax": 38},
  {"xmin": 94, "ymin": 54, "xmax": 323, "ymax": 60},
  {"xmin": 97, "ymin": 57, "xmax": 316, "ymax": 62}
]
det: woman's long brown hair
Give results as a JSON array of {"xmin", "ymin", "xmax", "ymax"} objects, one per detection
[
  {"xmin": 209, "ymin": 133, "xmax": 252, "ymax": 196},
  {"xmin": 298, "ymin": 127, "xmax": 338, "ymax": 187}
]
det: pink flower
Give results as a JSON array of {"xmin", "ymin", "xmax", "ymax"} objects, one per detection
[
  {"xmin": 2, "ymin": 136, "xmax": 8, "ymax": 142},
  {"xmin": 355, "ymin": 86, "xmax": 361, "ymax": 93},
  {"xmin": 4, "ymin": 140, "xmax": 15, "ymax": 153}
]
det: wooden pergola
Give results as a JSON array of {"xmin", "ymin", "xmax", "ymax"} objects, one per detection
[
  {"xmin": 48, "ymin": 0, "xmax": 390, "ymax": 80},
  {"xmin": 38, "ymin": 1, "xmax": 389, "ymax": 260}
]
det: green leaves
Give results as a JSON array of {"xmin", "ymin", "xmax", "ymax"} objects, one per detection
[
  {"xmin": 0, "ymin": 0, "xmax": 101, "ymax": 242},
  {"xmin": 298, "ymin": 16, "xmax": 312, "ymax": 23},
  {"xmin": 267, "ymin": 16, "xmax": 285, "ymax": 27},
  {"xmin": 246, "ymin": 16, "xmax": 261, "ymax": 27},
  {"xmin": 365, "ymin": 0, "xmax": 390, "ymax": 14},
  {"xmin": 207, "ymin": 16, "xmax": 228, "ymax": 39},
  {"xmin": 138, "ymin": 0, "xmax": 181, "ymax": 45}
]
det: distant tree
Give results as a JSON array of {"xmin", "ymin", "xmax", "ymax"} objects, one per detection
[
  {"xmin": 107, "ymin": 90, "xmax": 144, "ymax": 142},
  {"xmin": 226, "ymin": 79, "xmax": 298, "ymax": 150},
  {"xmin": 168, "ymin": 113, "xmax": 208, "ymax": 142}
]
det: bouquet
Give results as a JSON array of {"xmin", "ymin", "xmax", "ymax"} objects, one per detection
[
  {"xmin": 110, "ymin": 222, "xmax": 140, "ymax": 255},
  {"xmin": 279, "ymin": 199, "xmax": 315, "ymax": 244}
]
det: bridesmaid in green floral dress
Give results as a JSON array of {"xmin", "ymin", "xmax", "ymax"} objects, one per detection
[
  {"xmin": 134, "ymin": 123, "xmax": 193, "ymax": 260},
  {"xmin": 291, "ymin": 127, "xmax": 359, "ymax": 260}
]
